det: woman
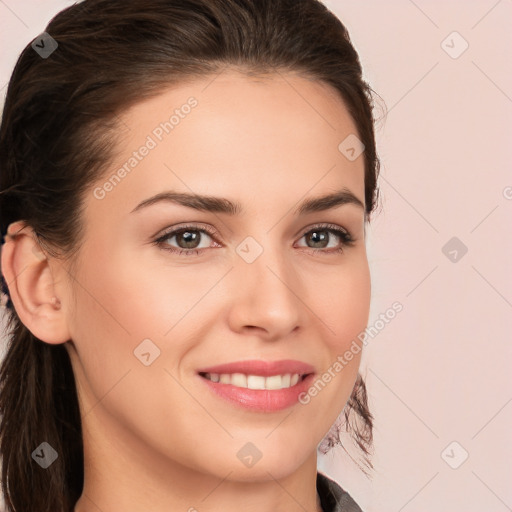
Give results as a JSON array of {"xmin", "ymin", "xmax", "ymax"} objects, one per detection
[{"xmin": 0, "ymin": 0, "xmax": 381, "ymax": 510}]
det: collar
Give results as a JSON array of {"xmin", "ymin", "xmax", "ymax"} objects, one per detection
[{"xmin": 316, "ymin": 471, "xmax": 364, "ymax": 512}]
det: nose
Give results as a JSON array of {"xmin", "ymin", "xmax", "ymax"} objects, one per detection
[{"xmin": 226, "ymin": 241, "xmax": 304, "ymax": 342}]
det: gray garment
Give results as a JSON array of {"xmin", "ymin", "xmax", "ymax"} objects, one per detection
[{"xmin": 317, "ymin": 472, "xmax": 363, "ymax": 512}]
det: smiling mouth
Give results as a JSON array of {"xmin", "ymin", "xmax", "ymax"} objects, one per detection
[{"xmin": 198, "ymin": 371, "xmax": 311, "ymax": 390}]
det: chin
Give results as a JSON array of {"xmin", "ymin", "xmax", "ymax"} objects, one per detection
[{"xmin": 225, "ymin": 444, "xmax": 313, "ymax": 483}]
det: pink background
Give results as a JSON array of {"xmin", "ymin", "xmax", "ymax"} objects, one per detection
[{"xmin": 1, "ymin": 1, "xmax": 511, "ymax": 510}]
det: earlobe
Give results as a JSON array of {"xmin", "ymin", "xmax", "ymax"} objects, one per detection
[{"xmin": 0, "ymin": 220, "xmax": 71, "ymax": 344}]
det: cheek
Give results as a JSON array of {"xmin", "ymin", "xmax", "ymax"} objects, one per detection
[
  {"xmin": 303, "ymin": 253, "xmax": 370, "ymax": 400},
  {"xmin": 309, "ymin": 253, "xmax": 371, "ymax": 352},
  {"xmin": 72, "ymin": 250, "xmax": 206, "ymax": 339},
  {"xmin": 66, "ymin": 246, "xmax": 225, "ymax": 398},
  {"xmin": 294, "ymin": 255, "xmax": 370, "ymax": 439}
]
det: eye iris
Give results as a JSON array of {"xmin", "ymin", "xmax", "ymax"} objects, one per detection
[
  {"xmin": 178, "ymin": 230, "xmax": 200, "ymax": 249},
  {"xmin": 163, "ymin": 226, "xmax": 343, "ymax": 253},
  {"xmin": 307, "ymin": 230, "xmax": 328, "ymax": 248}
]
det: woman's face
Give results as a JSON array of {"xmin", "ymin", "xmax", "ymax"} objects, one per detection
[{"xmin": 62, "ymin": 69, "xmax": 371, "ymax": 483}]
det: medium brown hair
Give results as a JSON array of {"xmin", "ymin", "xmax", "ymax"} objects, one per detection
[{"xmin": 0, "ymin": 0, "xmax": 382, "ymax": 510}]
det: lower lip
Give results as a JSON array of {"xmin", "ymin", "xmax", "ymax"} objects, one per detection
[{"xmin": 198, "ymin": 373, "xmax": 315, "ymax": 412}]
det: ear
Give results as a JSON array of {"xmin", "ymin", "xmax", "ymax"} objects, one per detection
[{"xmin": 0, "ymin": 220, "xmax": 71, "ymax": 344}]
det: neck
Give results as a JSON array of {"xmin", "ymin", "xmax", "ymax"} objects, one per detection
[{"xmin": 74, "ymin": 405, "xmax": 324, "ymax": 512}]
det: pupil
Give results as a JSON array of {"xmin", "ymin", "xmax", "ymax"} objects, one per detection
[
  {"xmin": 176, "ymin": 229, "xmax": 330, "ymax": 250},
  {"xmin": 180, "ymin": 230, "xmax": 199, "ymax": 248},
  {"xmin": 309, "ymin": 230, "xmax": 327, "ymax": 248}
]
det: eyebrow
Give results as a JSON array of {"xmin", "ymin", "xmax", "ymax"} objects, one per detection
[{"xmin": 130, "ymin": 188, "xmax": 365, "ymax": 216}]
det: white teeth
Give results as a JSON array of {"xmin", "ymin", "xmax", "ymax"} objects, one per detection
[
  {"xmin": 265, "ymin": 375, "xmax": 283, "ymax": 390},
  {"xmin": 247, "ymin": 375, "xmax": 266, "ymax": 390},
  {"xmin": 231, "ymin": 373, "xmax": 247, "ymax": 387},
  {"xmin": 203, "ymin": 372, "xmax": 305, "ymax": 390}
]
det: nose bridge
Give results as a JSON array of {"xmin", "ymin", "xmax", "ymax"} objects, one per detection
[
  {"xmin": 237, "ymin": 227, "xmax": 293, "ymax": 287},
  {"xmin": 229, "ymin": 231, "xmax": 303, "ymax": 337}
]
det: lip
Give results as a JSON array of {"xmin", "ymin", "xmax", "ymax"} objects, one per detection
[
  {"xmin": 196, "ymin": 359, "xmax": 315, "ymax": 377},
  {"xmin": 198, "ymin": 372, "xmax": 316, "ymax": 412},
  {"xmin": 196, "ymin": 359, "xmax": 316, "ymax": 412}
]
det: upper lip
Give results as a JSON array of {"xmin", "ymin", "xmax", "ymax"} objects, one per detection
[{"xmin": 196, "ymin": 359, "xmax": 315, "ymax": 377}]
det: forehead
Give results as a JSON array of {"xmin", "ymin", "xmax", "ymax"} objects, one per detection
[{"xmin": 88, "ymin": 69, "xmax": 365, "ymax": 222}]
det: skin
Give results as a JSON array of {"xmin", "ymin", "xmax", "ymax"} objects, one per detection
[{"xmin": 1, "ymin": 69, "xmax": 371, "ymax": 512}]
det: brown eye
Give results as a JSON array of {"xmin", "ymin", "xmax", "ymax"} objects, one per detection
[
  {"xmin": 297, "ymin": 224, "xmax": 355, "ymax": 255},
  {"xmin": 154, "ymin": 225, "xmax": 219, "ymax": 256},
  {"xmin": 170, "ymin": 229, "xmax": 205, "ymax": 249},
  {"xmin": 305, "ymin": 229, "xmax": 331, "ymax": 249}
]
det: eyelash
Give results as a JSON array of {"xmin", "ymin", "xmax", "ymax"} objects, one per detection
[{"xmin": 153, "ymin": 222, "xmax": 356, "ymax": 257}]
